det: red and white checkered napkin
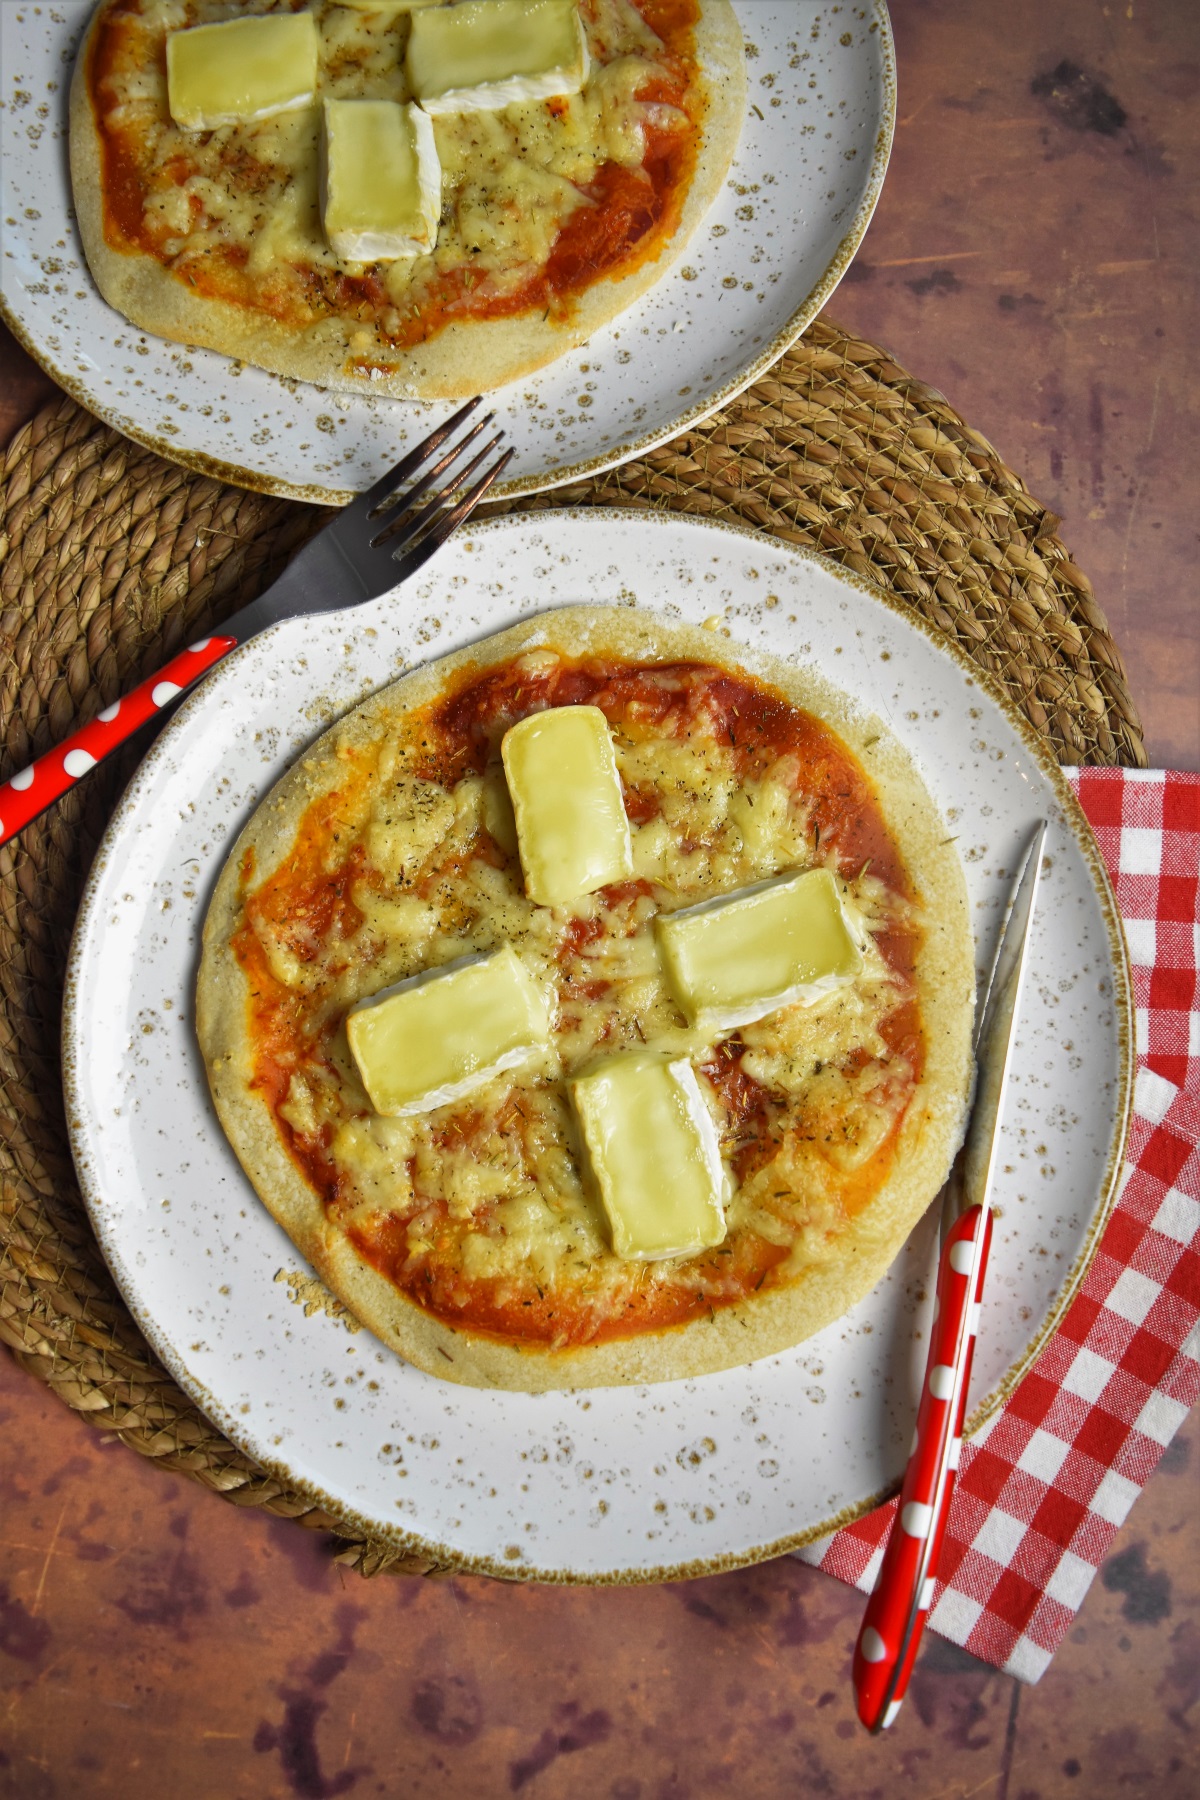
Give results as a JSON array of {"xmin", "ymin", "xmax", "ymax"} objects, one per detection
[{"xmin": 796, "ymin": 770, "xmax": 1200, "ymax": 1682}]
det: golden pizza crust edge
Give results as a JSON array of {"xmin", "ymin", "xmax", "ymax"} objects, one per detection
[
  {"xmin": 70, "ymin": 0, "xmax": 746, "ymax": 401},
  {"xmin": 197, "ymin": 606, "xmax": 974, "ymax": 1392}
]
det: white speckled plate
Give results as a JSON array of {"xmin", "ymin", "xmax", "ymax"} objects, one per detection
[
  {"xmin": 2, "ymin": 1, "xmax": 893, "ymax": 503},
  {"xmin": 63, "ymin": 512, "xmax": 1132, "ymax": 1581}
]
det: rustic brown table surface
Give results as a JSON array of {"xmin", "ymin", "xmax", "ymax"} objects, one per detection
[{"xmin": 2, "ymin": 3, "xmax": 1198, "ymax": 1796}]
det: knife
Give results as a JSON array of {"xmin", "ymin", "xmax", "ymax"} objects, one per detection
[{"xmin": 852, "ymin": 817, "xmax": 1048, "ymax": 1731}]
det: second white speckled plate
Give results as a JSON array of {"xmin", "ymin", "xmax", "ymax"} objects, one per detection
[
  {"xmin": 2, "ymin": 1, "xmax": 893, "ymax": 503},
  {"xmin": 63, "ymin": 512, "xmax": 1132, "ymax": 1581}
]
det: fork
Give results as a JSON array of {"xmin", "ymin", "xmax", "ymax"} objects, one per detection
[{"xmin": 0, "ymin": 398, "xmax": 513, "ymax": 849}]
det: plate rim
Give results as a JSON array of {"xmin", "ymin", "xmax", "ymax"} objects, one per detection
[
  {"xmin": 61, "ymin": 507, "xmax": 1134, "ymax": 1583},
  {"xmin": 1, "ymin": 0, "xmax": 896, "ymax": 507}
]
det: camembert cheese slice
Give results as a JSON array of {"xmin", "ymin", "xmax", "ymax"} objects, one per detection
[
  {"xmin": 569, "ymin": 1053, "xmax": 728, "ymax": 1261},
  {"xmin": 655, "ymin": 867, "xmax": 864, "ymax": 1033},
  {"xmin": 346, "ymin": 946, "xmax": 551, "ymax": 1116},
  {"xmin": 166, "ymin": 13, "xmax": 319, "ymax": 131},
  {"xmin": 321, "ymin": 100, "xmax": 441, "ymax": 264},
  {"xmin": 406, "ymin": 0, "xmax": 589, "ymax": 116},
  {"xmin": 501, "ymin": 706, "xmax": 633, "ymax": 906}
]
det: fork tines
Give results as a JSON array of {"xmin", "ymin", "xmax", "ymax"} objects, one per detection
[{"xmin": 363, "ymin": 397, "xmax": 514, "ymax": 571}]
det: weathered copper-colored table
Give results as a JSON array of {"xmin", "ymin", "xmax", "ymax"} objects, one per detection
[{"xmin": 1, "ymin": 2, "xmax": 1197, "ymax": 1794}]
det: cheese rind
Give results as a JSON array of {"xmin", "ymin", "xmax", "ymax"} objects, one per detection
[
  {"xmin": 655, "ymin": 867, "xmax": 864, "ymax": 1032},
  {"xmin": 406, "ymin": 0, "xmax": 589, "ymax": 116},
  {"xmin": 569, "ymin": 1053, "xmax": 728, "ymax": 1261},
  {"xmin": 346, "ymin": 946, "xmax": 551, "ymax": 1116},
  {"xmin": 501, "ymin": 705, "xmax": 633, "ymax": 906},
  {"xmin": 321, "ymin": 100, "xmax": 441, "ymax": 264},
  {"xmin": 166, "ymin": 14, "xmax": 319, "ymax": 131}
]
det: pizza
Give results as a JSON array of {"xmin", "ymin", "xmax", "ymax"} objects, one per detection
[
  {"xmin": 197, "ymin": 609, "xmax": 975, "ymax": 1390},
  {"xmin": 69, "ymin": 0, "xmax": 745, "ymax": 398}
]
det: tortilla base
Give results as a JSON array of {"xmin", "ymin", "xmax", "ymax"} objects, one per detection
[
  {"xmin": 197, "ymin": 607, "xmax": 975, "ymax": 1392},
  {"xmin": 70, "ymin": 2, "xmax": 746, "ymax": 401}
]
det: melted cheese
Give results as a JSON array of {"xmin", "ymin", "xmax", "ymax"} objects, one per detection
[
  {"xmin": 570, "ymin": 1053, "xmax": 728, "ymax": 1260},
  {"xmin": 346, "ymin": 946, "xmax": 552, "ymax": 1115},
  {"xmin": 728, "ymin": 1144, "xmax": 849, "ymax": 1274},
  {"xmin": 166, "ymin": 13, "xmax": 319, "ymax": 130},
  {"xmin": 321, "ymin": 99, "xmax": 441, "ymax": 262},
  {"xmin": 366, "ymin": 776, "xmax": 459, "ymax": 879},
  {"xmin": 406, "ymin": 0, "xmax": 588, "ymax": 115},
  {"xmin": 328, "ymin": 1113, "xmax": 418, "ymax": 1226},
  {"xmin": 621, "ymin": 742, "xmax": 813, "ymax": 894},
  {"xmin": 655, "ymin": 868, "xmax": 864, "ymax": 1033},
  {"xmin": 502, "ymin": 705, "xmax": 633, "ymax": 905}
]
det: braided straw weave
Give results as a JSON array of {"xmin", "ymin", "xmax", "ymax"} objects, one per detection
[{"xmin": 0, "ymin": 318, "xmax": 1146, "ymax": 1579}]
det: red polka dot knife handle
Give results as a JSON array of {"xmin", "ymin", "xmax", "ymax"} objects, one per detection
[
  {"xmin": 852, "ymin": 817, "xmax": 1046, "ymax": 1733},
  {"xmin": 852, "ymin": 1203, "xmax": 994, "ymax": 1731},
  {"xmin": 0, "ymin": 637, "xmax": 236, "ymax": 848}
]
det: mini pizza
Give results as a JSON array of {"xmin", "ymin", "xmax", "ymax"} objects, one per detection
[
  {"xmin": 197, "ymin": 609, "xmax": 975, "ymax": 1391},
  {"xmin": 69, "ymin": 0, "xmax": 746, "ymax": 398}
]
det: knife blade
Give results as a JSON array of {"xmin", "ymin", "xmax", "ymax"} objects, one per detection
[{"xmin": 852, "ymin": 817, "xmax": 1048, "ymax": 1731}]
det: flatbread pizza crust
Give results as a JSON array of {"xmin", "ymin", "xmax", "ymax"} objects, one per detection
[
  {"xmin": 197, "ymin": 607, "xmax": 974, "ymax": 1391},
  {"xmin": 70, "ymin": 1, "xmax": 746, "ymax": 400}
]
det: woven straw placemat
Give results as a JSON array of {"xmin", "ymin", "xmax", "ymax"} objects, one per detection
[{"xmin": 0, "ymin": 317, "xmax": 1146, "ymax": 1578}]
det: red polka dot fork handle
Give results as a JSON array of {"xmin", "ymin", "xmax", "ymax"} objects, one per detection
[
  {"xmin": 0, "ymin": 396, "xmax": 512, "ymax": 849},
  {"xmin": 0, "ymin": 637, "xmax": 238, "ymax": 846},
  {"xmin": 853, "ymin": 818, "xmax": 1048, "ymax": 1731}
]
